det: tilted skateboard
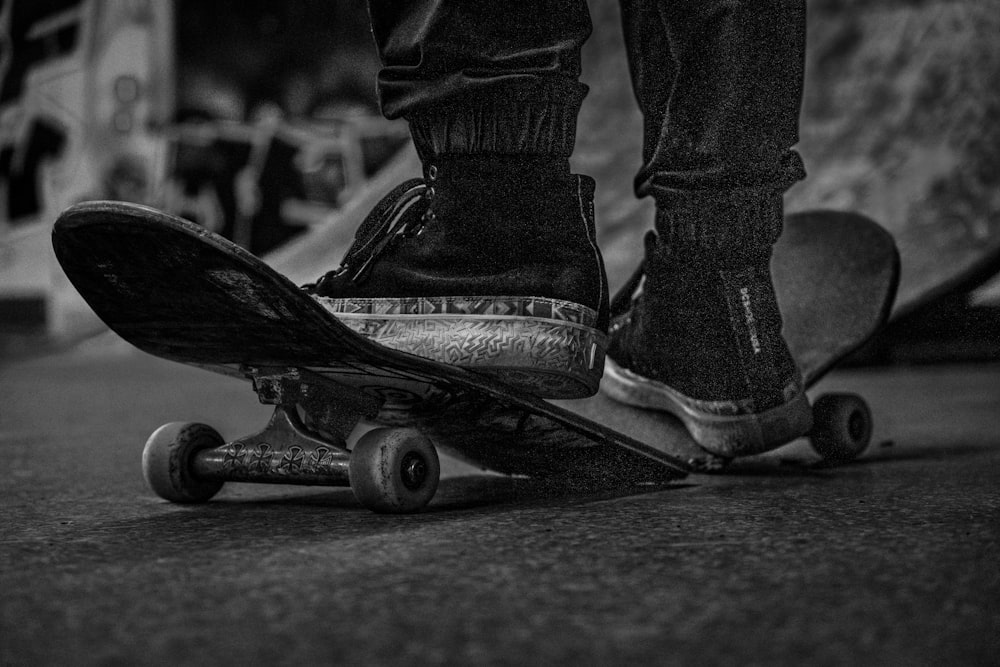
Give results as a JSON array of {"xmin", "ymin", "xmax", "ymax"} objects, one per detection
[
  {"xmin": 53, "ymin": 201, "xmax": 692, "ymax": 514},
  {"xmin": 53, "ymin": 202, "xmax": 897, "ymax": 511},
  {"xmin": 417, "ymin": 210, "xmax": 901, "ymax": 473}
]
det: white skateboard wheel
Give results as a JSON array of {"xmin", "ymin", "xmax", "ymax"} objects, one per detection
[
  {"xmin": 142, "ymin": 422, "xmax": 225, "ymax": 503},
  {"xmin": 349, "ymin": 428, "xmax": 440, "ymax": 513}
]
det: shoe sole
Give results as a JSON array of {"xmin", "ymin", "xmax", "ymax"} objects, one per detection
[
  {"xmin": 314, "ymin": 296, "xmax": 607, "ymax": 399},
  {"xmin": 602, "ymin": 357, "xmax": 813, "ymax": 457}
]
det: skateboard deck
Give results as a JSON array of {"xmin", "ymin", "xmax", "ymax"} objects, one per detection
[
  {"xmin": 419, "ymin": 210, "xmax": 901, "ymax": 472},
  {"xmin": 53, "ymin": 201, "xmax": 691, "ymax": 512}
]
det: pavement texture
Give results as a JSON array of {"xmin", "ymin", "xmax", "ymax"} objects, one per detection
[{"xmin": 2, "ymin": 342, "xmax": 999, "ymax": 666}]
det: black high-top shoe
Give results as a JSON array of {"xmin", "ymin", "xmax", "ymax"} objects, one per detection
[
  {"xmin": 303, "ymin": 156, "xmax": 609, "ymax": 399},
  {"xmin": 605, "ymin": 230, "xmax": 812, "ymax": 457}
]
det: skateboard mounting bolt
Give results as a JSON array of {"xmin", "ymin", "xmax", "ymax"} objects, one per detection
[{"xmin": 400, "ymin": 452, "xmax": 428, "ymax": 491}]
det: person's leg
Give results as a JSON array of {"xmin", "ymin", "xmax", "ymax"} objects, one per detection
[
  {"xmin": 305, "ymin": 0, "xmax": 608, "ymax": 399},
  {"xmin": 607, "ymin": 0, "xmax": 812, "ymax": 456},
  {"xmin": 370, "ymin": 0, "xmax": 589, "ymax": 161}
]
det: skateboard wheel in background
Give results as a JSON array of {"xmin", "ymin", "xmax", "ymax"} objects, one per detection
[
  {"xmin": 142, "ymin": 422, "xmax": 225, "ymax": 503},
  {"xmin": 349, "ymin": 428, "xmax": 440, "ymax": 513},
  {"xmin": 809, "ymin": 393, "xmax": 873, "ymax": 463}
]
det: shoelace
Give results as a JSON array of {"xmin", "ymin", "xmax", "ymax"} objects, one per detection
[{"xmin": 305, "ymin": 179, "xmax": 431, "ymax": 290}]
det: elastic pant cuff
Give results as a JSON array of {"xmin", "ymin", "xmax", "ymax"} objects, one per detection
[
  {"xmin": 408, "ymin": 98, "xmax": 580, "ymax": 159},
  {"xmin": 656, "ymin": 189, "xmax": 785, "ymax": 254}
]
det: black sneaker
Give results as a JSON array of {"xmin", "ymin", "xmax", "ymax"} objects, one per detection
[
  {"xmin": 303, "ymin": 156, "xmax": 609, "ymax": 399},
  {"xmin": 604, "ymin": 231, "xmax": 812, "ymax": 457}
]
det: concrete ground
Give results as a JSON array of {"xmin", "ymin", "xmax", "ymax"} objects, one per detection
[{"xmin": 2, "ymin": 341, "xmax": 998, "ymax": 666}]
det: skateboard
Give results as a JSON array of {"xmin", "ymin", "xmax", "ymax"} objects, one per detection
[
  {"xmin": 52, "ymin": 201, "xmax": 691, "ymax": 514},
  {"xmin": 419, "ymin": 210, "xmax": 901, "ymax": 473},
  {"xmin": 54, "ymin": 201, "xmax": 898, "ymax": 513}
]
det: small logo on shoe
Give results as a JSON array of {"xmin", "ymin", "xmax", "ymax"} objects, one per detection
[{"xmin": 740, "ymin": 287, "xmax": 762, "ymax": 354}]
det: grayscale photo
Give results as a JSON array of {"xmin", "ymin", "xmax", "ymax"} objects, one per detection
[{"xmin": 2, "ymin": 0, "xmax": 998, "ymax": 664}]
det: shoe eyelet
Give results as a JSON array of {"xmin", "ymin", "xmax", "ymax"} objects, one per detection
[
  {"xmin": 427, "ymin": 165, "xmax": 438, "ymax": 181},
  {"xmin": 425, "ymin": 186, "xmax": 436, "ymax": 199}
]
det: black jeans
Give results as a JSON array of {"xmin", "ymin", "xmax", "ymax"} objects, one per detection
[{"xmin": 367, "ymin": 0, "xmax": 806, "ymax": 234}]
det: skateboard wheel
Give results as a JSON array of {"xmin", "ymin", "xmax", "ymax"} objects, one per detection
[
  {"xmin": 349, "ymin": 428, "xmax": 440, "ymax": 513},
  {"xmin": 809, "ymin": 393, "xmax": 873, "ymax": 463},
  {"xmin": 142, "ymin": 422, "xmax": 225, "ymax": 503}
]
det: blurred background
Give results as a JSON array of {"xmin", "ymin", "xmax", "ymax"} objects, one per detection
[{"xmin": 1, "ymin": 0, "xmax": 997, "ymax": 361}]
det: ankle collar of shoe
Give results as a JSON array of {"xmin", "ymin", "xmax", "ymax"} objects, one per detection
[
  {"xmin": 423, "ymin": 154, "xmax": 571, "ymax": 184},
  {"xmin": 647, "ymin": 233, "xmax": 773, "ymax": 269},
  {"xmin": 654, "ymin": 192, "xmax": 783, "ymax": 258}
]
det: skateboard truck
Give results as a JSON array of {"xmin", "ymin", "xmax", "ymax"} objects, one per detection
[{"xmin": 140, "ymin": 367, "xmax": 442, "ymax": 513}]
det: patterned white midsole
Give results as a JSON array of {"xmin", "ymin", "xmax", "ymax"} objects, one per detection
[
  {"xmin": 314, "ymin": 293, "xmax": 599, "ymax": 324},
  {"xmin": 313, "ymin": 295, "xmax": 607, "ymax": 398}
]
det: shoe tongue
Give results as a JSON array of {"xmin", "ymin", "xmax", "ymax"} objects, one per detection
[
  {"xmin": 341, "ymin": 179, "xmax": 426, "ymax": 265},
  {"xmin": 608, "ymin": 231, "xmax": 658, "ymax": 318},
  {"xmin": 643, "ymin": 230, "xmax": 658, "ymax": 256}
]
